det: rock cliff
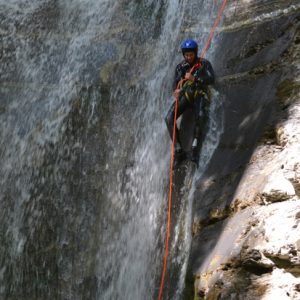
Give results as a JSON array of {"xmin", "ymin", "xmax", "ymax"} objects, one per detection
[
  {"xmin": 1, "ymin": 0, "xmax": 300, "ymax": 299},
  {"xmin": 186, "ymin": 1, "xmax": 300, "ymax": 299}
]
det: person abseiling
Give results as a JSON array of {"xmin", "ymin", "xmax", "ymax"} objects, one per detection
[{"xmin": 165, "ymin": 38, "xmax": 215, "ymax": 167}]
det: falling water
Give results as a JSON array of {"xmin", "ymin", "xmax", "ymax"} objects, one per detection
[{"xmin": 0, "ymin": 0, "xmax": 224, "ymax": 299}]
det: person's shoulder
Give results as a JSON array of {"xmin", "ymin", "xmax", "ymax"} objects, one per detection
[
  {"xmin": 176, "ymin": 59, "xmax": 188, "ymax": 70},
  {"xmin": 199, "ymin": 57, "xmax": 212, "ymax": 66}
]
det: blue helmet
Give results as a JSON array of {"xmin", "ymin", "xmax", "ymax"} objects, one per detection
[{"xmin": 180, "ymin": 39, "xmax": 198, "ymax": 55}]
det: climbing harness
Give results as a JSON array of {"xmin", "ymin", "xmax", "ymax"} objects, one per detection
[{"xmin": 157, "ymin": 1, "xmax": 228, "ymax": 300}]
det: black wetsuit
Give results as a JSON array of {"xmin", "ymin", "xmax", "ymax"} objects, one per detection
[{"xmin": 165, "ymin": 57, "xmax": 215, "ymax": 153}]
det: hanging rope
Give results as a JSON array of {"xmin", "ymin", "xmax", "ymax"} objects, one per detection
[
  {"xmin": 200, "ymin": 0, "xmax": 228, "ymax": 60},
  {"xmin": 157, "ymin": 1, "xmax": 228, "ymax": 300}
]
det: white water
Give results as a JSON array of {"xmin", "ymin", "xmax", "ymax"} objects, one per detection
[
  {"xmin": 0, "ymin": 0, "xmax": 118, "ymax": 271},
  {"xmin": 95, "ymin": 2, "xmax": 189, "ymax": 299},
  {"xmin": 0, "ymin": 0, "xmax": 225, "ymax": 299}
]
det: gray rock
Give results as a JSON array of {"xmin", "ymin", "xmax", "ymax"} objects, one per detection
[{"xmin": 188, "ymin": 0, "xmax": 300, "ymax": 299}]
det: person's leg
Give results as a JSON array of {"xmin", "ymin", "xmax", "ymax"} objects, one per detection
[
  {"xmin": 191, "ymin": 95, "xmax": 209, "ymax": 164},
  {"xmin": 165, "ymin": 95, "xmax": 190, "ymax": 167},
  {"xmin": 165, "ymin": 95, "xmax": 189, "ymax": 150}
]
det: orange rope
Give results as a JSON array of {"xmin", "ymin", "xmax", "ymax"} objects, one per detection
[
  {"xmin": 157, "ymin": 1, "xmax": 228, "ymax": 300},
  {"xmin": 200, "ymin": 0, "xmax": 228, "ymax": 59},
  {"xmin": 191, "ymin": 0, "xmax": 228, "ymax": 74},
  {"xmin": 157, "ymin": 92, "xmax": 179, "ymax": 300}
]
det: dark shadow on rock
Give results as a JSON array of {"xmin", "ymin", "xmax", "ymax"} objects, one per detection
[{"xmin": 183, "ymin": 7, "xmax": 300, "ymax": 299}]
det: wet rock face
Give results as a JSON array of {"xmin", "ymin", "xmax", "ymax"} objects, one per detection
[
  {"xmin": 1, "ymin": 0, "xmax": 299, "ymax": 299},
  {"xmin": 0, "ymin": 1, "xmax": 176, "ymax": 299},
  {"xmin": 187, "ymin": 0, "xmax": 300, "ymax": 299}
]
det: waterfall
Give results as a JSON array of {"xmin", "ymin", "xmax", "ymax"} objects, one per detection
[{"xmin": 0, "ymin": 0, "xmax": 224, "ymax": 299}]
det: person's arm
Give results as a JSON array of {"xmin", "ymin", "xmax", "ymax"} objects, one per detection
[
  {"xmin": 202, "ymin": 59, "xmax": 215, "ymax": 85},
  {"xmin": 173, "ymin": 64, "xmax": 182, "ymax": 90},
  {"xmin": 193, "ymin": 59, "xmax": 215, "ymax": 86}
]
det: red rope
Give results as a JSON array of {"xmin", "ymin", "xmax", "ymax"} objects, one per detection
[
  {"xmin": 157, "ymin": 1, "xmax": 228, "ymax": 299},
  {"xmin": 200, "ymin": 0, "xmax": 228, "ymax": 60},
  {"xmin": 157, "ymin": 92, "xmax": 178, "ymax": 300}
]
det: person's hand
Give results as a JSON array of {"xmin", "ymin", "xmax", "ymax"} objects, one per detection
[
  {"xmin": 173, "ymin": 89, "xmax": 181, "ymax": 98},
  {"xmin": 185, "ymin": 72, "xmax": 194, "ymax": 82}
]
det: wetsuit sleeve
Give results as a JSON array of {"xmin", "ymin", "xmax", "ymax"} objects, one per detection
[
  {"xmin": 173, "ymin": 64, "xmax": 183, "ymax": 90},
  {"xmin": 194, "ymin": 59, "xmax": 215, "ymax": 86}
]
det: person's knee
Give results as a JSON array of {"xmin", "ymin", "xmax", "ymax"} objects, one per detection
[
  {"xmin": 165, "ymin": 111, "xmax": 173, "ymax": 128},
  {"xmin": 194, "ymin": 123, "xmax": 201, "ymax": 137},
  {"xmin": 197, "ymin": 115, "xmax": 206, "ymax": 128}
]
